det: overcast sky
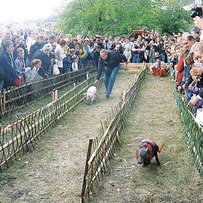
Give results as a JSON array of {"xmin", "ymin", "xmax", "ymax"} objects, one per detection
[{"xmin": 0, "ymin": 0, "xmax": 67, "ymax": 23}]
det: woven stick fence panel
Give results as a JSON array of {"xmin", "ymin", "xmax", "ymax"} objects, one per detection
[
  {"xmin": 0, "ymin": 67, "xmax": 95, "ymax": 116},
  {"xmin": 81, "ymin": 67, "xmax": 146, "ymax": 202},
  {"xmin": 175, "ymin": 92, "xmax": 203, "ymax": 175},
  {"xmin": 0, "ymin": 76, "xmax": 95, "ymax": 170}
]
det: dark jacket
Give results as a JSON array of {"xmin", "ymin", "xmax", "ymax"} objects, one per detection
[
  {"xmin": 1, "ymin": 51, "xmax": 19, "ymax": 82},
  {"xmin": 198, "ymin": 73, "xmax": 203, "ymax": 99},
  {"xmin": 32, "ymin": 49, "xmax": 51, "ymax": 78},
  {"xmin": 63, "ymin": 55, "xmax": 73, "ymax": 72},
  {"xmin": 29, "ymin": 42, "xmax": 44, "ymax": 60},
  {"xmin": 96, "ymin": 51, "xmax": 127, "ymax": 80},
  {"xmin": 92, "ymin": 50, "xmax": 100, "ymax": 69}
]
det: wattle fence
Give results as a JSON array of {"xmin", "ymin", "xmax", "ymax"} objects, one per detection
[
  {"xmin": 2, "ymin": 62, "xmax": 201, "ymax": 202},
  {"xmin": 81, "ymin": 67, "xmax": 146, "ymax": 202},
  {"xmin": 0, "ymin": 67, "xmax": 95, "ymax": 116},
  {"xmin": 175, "ymin": 92, "xmax": 203, "ymax": 175},
  {"xmin": 0, "ymin": 75, "xmax": 95, "ymax": 170}
]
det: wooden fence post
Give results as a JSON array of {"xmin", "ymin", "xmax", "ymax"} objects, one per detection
[
  {"xmin": 55, "ymin": 90, "xmax": 58, "ymax": 100},
  {"xmin": 81, "ymin": 138, "xmax": 93, "ymax": 203},
  {"xmin": 52, "ymin": 89, "xmax": 58, "ymax": 101},
  {"xmin": 0, "ymin": 92, "xmax": 2, "ymax": 114},
  {"xmin": 122, "ymin": 90, "xmax": 126, "ymax": 102},
  {"xmin": 3, "ymin": 90, "xmax": 6, "ymax": 114},
  {"xmin": 52, "ymin": 89, "xmax": 55, "ymax": 101}
]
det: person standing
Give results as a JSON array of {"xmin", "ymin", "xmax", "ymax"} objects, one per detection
[
  {"xmin": 94, "ymin": 49, "xmax": 127, "ymax": 98},
  {"xmin": 1, "ymin": 40, "xmax": 21, "ymax": 88},
  {"xmin": 32, "ymin": 43, "xmax": 53, "ymax": 78}
]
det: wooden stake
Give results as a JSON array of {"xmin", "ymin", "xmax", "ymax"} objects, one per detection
[
  {"xmin": 3, "ymin": 90, "xmax": 6, "ymax": 114},
  {"xmin": 123, "ymin": 90, "xmax": 126, "ymax": 102},
  {"xmin": 81, "ymin": 138, "xmax": 93, "ymax": 203},
  {"xmin": 86, "ymin": 73, "xmax": 89, "ymax": 80},
  {"xmin": 54, "ymin": 90, "xmax": 58, "ymax": 100}
]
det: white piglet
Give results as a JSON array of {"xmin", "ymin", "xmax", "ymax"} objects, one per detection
[{"xmin": 85, "ymin": 85, "xmax": 97, "ymax": 105}]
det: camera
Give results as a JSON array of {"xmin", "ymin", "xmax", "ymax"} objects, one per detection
[{"xmin": 191, "ymin": 7, "xmax": 203, "ymax": 18}]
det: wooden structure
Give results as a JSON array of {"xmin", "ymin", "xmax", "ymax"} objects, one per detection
[
  {"xmin": 175, "ymin": 92, "xmax": 203, "ymax": 175},
  {"xmin": 81, "ymin": 66, "xmax": 146, "ymax": 202},
  {"xmin": 81, "ymin": 66, "xmax": 203, "ymax": 202},
  {"xmin": 132, "ymin": 29, "xmax": 151, "ymax": 35},
  {"xmin": 0, "ymin": 76, "xmax": 95, "ymax": 170},
  {"xmin": 120, "ymin": 62, "xmax": 144, "ymax": 73},
  {"xmin": 0, "ymin": 67, "xmax": 96, "ymax": 116}
]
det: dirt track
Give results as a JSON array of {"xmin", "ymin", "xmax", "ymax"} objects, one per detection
[
  {"xmin": 91, "ymin": 74, "xmax": 203, "ymax": 203},
  {"xmin": 0, "ymin": 72, "xmax": 202, "ymax": 203},
  {"xmin": 0, "ymin": 71, "xmax": 135, "ymax": 203}
]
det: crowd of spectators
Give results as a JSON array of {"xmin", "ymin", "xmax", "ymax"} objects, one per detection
[
  {"xmin": 0, "ymin": 24, "xmax": 175, "ymax": 91},
  {"xmin": 0, "ymin": 5, "xmax": 202, "ymax": 116},
  {"xmin": 170, "ymin": 7, "xmax": 203, "ymax": 115}
]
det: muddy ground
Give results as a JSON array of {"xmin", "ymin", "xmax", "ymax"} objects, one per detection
[{"xmin": 0, "ymin": 72, "xmax": 202, "ymax": 203}]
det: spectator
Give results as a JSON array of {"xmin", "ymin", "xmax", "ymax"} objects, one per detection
[
  {"xmin": 132, "ymin": 37, "xmax": 144, "ymax": 63},
  {"xmin": 176, "ymin": 46, "xmax": 185, "ymax": 90},
  {"xmin": 1, "ymin": 40, "xmax": 21, "ymax": 88},
  {"xmin": 92, "ymin": 44, "xmax": 102, "ymax": 70},
  {"xmin": 63, "ymin": 48, "xmax": 74, "ymax": 73},
  {"xmin": 32, "ymin": 43, "xmax": 53, "ymax": 78},
  {"xmin": 143, "ymin": 39, "xmax": 150, "ymax": 63},
  {"xmin": 150, "ymin": 53, "xmax": 168, "ymax": 77},
  {"xmin": 14, "ymin": 47, "xmax": 25, "ymax": 74},
  {"xmin": 71, "ymin": 48, "xmax": 79, "ymax": 72},
  {"xmin": 188, "ymin": 43, "xmax": 203, "ymax": 111},
  {"xmin": 103, "ymin": 35, "xmax": 112, "ymax": 51},
  {"xmin": 182, "ymin": 35, "xmax": 195, "ymax": 102},
  {"xmin": 55, "ymin": 39, "xmax": 66, "ymax": 74},
  {"xmin": 29, "ymin": 35, "xmax": 45, "ymax": 61},
  {"xmin": 25, "ymin": 59, "xmax": 44, "ymax": 82}
]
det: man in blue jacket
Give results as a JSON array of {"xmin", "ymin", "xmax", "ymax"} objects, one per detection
[
  {"xmin": 94, "ymin": 49, "xmax": 127, "ymax": 98},
  {"xmin": 1, "ymin": 40, "xmax": 20, "ymax": 89}
]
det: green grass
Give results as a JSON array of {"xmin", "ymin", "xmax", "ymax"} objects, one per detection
[
  {"xmin": 91, "ymin": 75, "xmax": 203, "ymax": 203},
  {"xmin": 1, "ymin": 72, "xmax": 202, "ymax": 203}
]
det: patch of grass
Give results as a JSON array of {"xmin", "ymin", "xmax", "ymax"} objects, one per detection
[{"xmin": 91, "ymin": 75, "xmax": 203, "ymax": 203}]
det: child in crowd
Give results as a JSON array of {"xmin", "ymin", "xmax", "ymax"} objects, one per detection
[
  {"xmin": 14, "ymin": 47, "xmax": 26, "ymax": 85},
  {"xmin": 25, "ymin": 59, "xmax": 44, "ymax": 82},
  {"xmin": 71, "ymin": 48, "xmax": 80, "ymax": 71},
  {"xmin": 14, "ymin": 47, "xmax": 26, "ymax": 74},
  {"xmin": 63, "ymin": 48, "xmax": 73, "ymax": 73}
]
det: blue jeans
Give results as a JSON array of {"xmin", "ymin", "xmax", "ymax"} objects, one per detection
[
  {"xmin": 186, "ymin": 90, "xmax": 192, "ymax": 103},
  {"xmin": 132, "ymin": 54, "xmax": 141, "ymax": 63},
  {"xmin": 160, "ymin": 53, "xmax": 167, "ymax": 63},
  {"xmin": 104, "ymin": 65, "xmax": 120, "ymax": 96}
]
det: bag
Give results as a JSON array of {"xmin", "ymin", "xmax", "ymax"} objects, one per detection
[
  {"xmin": 188, "ymin": 86, "xmax": 199, "ymax": 95},
  {"xmin": 14, "ymin": 75, "xmax": 25, "ymax": 87},
  {"xmin": 195, "ymin": 108, "xmax": 203, "ymax": 125},
  {"xmin": 72, "ymin": 62, "xmax": 78, "ymax": 71},
  {"xmin": 53, "ymin": 64, "xmax": 60, "ymax": 76}
]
